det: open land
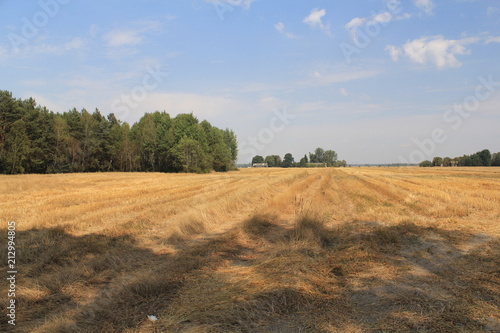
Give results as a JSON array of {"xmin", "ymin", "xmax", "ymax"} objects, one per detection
[{"xmin": 1, "ymin": 167, "xmax": 500, "ymax": 332}]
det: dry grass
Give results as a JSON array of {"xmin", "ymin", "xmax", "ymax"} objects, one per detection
[{"xmin": 1, "ymin": 167, "xmax": 499, "ymax": 332}]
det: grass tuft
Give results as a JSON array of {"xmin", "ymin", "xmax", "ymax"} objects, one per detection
[{"xmin": 241, "ymin": 214, "xmax": 277, "ymax": 236}]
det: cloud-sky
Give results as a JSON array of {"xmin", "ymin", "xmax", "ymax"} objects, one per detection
[{"xmin": 0, "ymin": 0, "xmax": 499, "ymax": 164}]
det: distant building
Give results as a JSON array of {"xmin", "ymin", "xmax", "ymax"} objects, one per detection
[{"xmin": 252, "ymin": 163, "xmax": 268, "ymax": 168}]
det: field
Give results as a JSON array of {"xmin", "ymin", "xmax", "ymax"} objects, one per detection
[{"xmin": 1, "ymin": 167, "xmax": 500, "ymax": 332}]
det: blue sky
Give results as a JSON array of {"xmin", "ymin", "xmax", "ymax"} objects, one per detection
[{"xmin": 1, "ymin": 0, "xmax": 499, "ymax": 164}]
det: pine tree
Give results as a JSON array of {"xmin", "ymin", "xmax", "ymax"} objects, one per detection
[{"xmin": 5, "ymin": 119, "xmax": 30, "ymax": 174}]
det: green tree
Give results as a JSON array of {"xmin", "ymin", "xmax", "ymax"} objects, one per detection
[
  {"xmin": 492, "ymin": 152, "xmax": 500, "ymax": 166},
  {"xmin": 264, "ymin": 155, "xmax": 275, "ymax": 167},
  {"xmin": 432, "ymin": 157, "xmax": 443, "ymax": 167},
  {"xmin": 52, "ymin": 115, "xmax": 72, "ymax": 172},
  {"xmin": 152, "ymin": 111, "xmax": 172, "ymax": 172},
  {"xmin": 443, "ymin": 157, "xmax": 452, "ymax": 167},
  {"xmin": 458, "ymin": 155, "xmax": 471, "ymax": 166},
  {"xmin": 23, "ymin": 103, "xmax": 56, "ymax": 173},
  {"xmin": 309, "ymin": 147, "xmax": 325, "ymax": 163},
  {"xmin": 0, "ymin": 91, "xmax": 238, "ymax": 174},
  {"xmin": 223, "ymin": 129, "xmax": 238, "ymax": 169},
  {"xmin": 119, "ymin": 122, "xmax": 138, "ymax": 172},
  {"xmin": 470, "ymin": 153, "xmax": 482, "ymax": 166},
  {"xmin": 211, "ymin": 142, "xmax": 231, "ymax": 172},
  {"xmin": 132, "ymin": 113, "xmax": 158, "ymax": 171},
  {"xmin": 252, "ymin": 155, "xmax": 264, "ymax": 164},
  {"xmin": 478, "ymin": 149, "xmax": 492, "ymax": 166},
  {"xmin": 324, "ymin": 150, "xmax": 338, "ymax": 166},
  {"xmin": 170, "ymin": 137, "xmax": 204, "ymax": 173},
  {"xmin": 273, "ymin": 155, "xmax": 282, "ymax": 167},
  {"xmin": 299, "ymin": 154, "xmax": 308, "ymax": 167},
  {"xmin": 5, "ymin": 119, "xmax": 30, "ymax": 174},
  {"xmin": 62, "ymin": 108, "xmax": 85, "ymax": 171},
  {"xmin": 282, "ymin": 153, "xmax": 294, "ymax": 168},
  {"xmin": 419, "ymin": 160, "xmax": 432, "ymax": 167}
]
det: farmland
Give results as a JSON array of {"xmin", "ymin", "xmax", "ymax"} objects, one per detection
[{"xmin": 1, "ymin": 167, "xmax": 500, "ymax": 332}]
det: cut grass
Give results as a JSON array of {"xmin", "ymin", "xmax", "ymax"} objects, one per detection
[{"xmin": 1, "ymin": 167, "xmax": 499, "ymax": 332}]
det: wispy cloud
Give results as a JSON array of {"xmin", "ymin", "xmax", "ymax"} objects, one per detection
[
  {"xmin": 386, "ymin": 35, "xmax": 480, "ymax": 69},
  {"xmin": 103, "ymin": 21, "xmax": 162, "ymax": 47},
  {"xmin": 413, "ymin": 0, "xmax": 435, "ymax": 15},
  {"xmin": 304, "ymin": 69, "xmax": 381, "ymax": 86},
  {"xmin": 485, "ymin": 36, "xmax": 500, "ymax": 44},
  {"xmin": 385, "ymin": 45, "xmax": 402, "ymax": 62},
  {"xmin": 274, "ymin": 22, "xmax": 297, "ymax": 39},
  {"xmin": 303, "ymin": 8, "xmax": 331, "ymax": 35},
  {"xmin": 0, "ymin": 45, "xmax": 8, "ymax": 59},
  {"xmin": 2, "ymin": 37, "xmax": 86, "ymax": 58},
  {"xmin": 345, "ymin": 11, "xmax": 411, "ymax": 43},
  {"xmin": 204, "ymin": 0, "xmax": 256, "ymax": 10},
  {"xmin": 104, "ymin": 30, "xmax": 143, "ymax": 47}
]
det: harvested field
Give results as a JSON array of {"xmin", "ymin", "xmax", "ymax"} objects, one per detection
[{"xmin": 1, "ymin": 167, "xmax": 500, "ymax": 332}]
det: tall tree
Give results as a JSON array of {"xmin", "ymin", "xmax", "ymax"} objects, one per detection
[
  {"xmin": 52, "ymin": 115, "xmax": 71, "ymax": 172},
  {"xmin": 5, "ymin": 119, "xmax": 30, "ymax": 174},
  {"xmin": 265, "ymin": 155, "xmax": 276, "ymax": 167},
  {"xmin": 282, "ymin": 153, "xmax": 294, "ymax": 168},
  {"xmin": 492, "ymin": 152, "xmax": 500, "ymax": 166},
  {"xmin": 223, "ymin": 129, "xmax": 238, "ymax": 169},
  {"xmin": 299, "ymin": 154, "xmax": 308, "ymax": 167},
  {"xmin": 419, "ymin": 160, "xmax": 432, "ymax": 167},
  {"xmin": 252, "ymin": 155, "xmax": 265, "ymax": 164},
  {"xmin": 324, "ymin": 150, "xmax": 338, "ymax": 166},
  {"xmin": 132, "ymin": 113, "xmax": 158, "ymax": 171},
  {"xmin": 170, "ymin": 137, "xmax": 204, "ymax": 172},
  {"xmin": 432, "ymin": 157, "xmax": 443, "ymax": 167},
  {"xmin": 478, "ymin": 149, "xmax": 492, "ymax": 166},
  {"xmin": 0, "ymin": 91, "xmax": 237, "ymax": 174}
]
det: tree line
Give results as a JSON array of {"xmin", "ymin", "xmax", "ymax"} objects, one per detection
[
  {"xmin": 252, "ymin": 147, "xmax": 347, "ymax": 168},
  {"xmin": 0, "ymin": 90, "xmax": 237, "ymax": 174},
  {"xmin": 419, "ymin": 149, "xmax": 500, "ymax": 167}
]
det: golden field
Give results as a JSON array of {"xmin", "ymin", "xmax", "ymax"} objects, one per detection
[{"xmin": 1, "ymin": 167, "xmax": 500, "ymax": 332}]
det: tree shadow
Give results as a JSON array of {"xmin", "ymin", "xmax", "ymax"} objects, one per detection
[{"xmin": 1, "ymin": 219, "xmax": 499, "ymax": 332}]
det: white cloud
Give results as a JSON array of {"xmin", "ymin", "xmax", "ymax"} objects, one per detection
[
  {"xmin": 103, "ymin": 21, "xmax": 162, "ymax": 47},
  {"xmin": 387, "ymin": 35, "xmax": 480, "ymax": 69},
  {"xmin": 413, "ymin": 0, "xmax": 435, "ymax": 15},
  {"xmin": 340, "ymin": 88, "xmax": 349, "ymax": 97},
  {"xmin": 64, "ymin": 38, "xmax": 85, "ymax": 50},
  {"xmin": 385, "ymin": 45, "xmax": 402, "ymax": 62},
  {"xmin": 345, "ymin": 17, "xmax": 366, "ymax": 30},
  {"xmin": 0, "ymin": 45, "xmax": 7, "ymax": 59},
  {"xmin": 372, "ymin": 12, "xmax": 393, "ymax": 24},
  {"xmin": 485, "ymin": 36, "xmax": 500, "ymax": 44},
  {"xmin": 344, "ymin": 11, "xmax": 411, "ymax": 43},
  {"xmin": 204, "ymin": 0, "xmax": 256, "ymax": 10},
  {"xmin": 305, "ymin": 69, "xmax": 381, "ymax": 86},
  {"xmin": 103, "ymin": 30, "xmax": 143, "ymax": 47},
  {"xmin": 274, "ymin": 22, "xmax": 297, "ymax": 39},
  {"xmin": 14, "ymin": 37, "xmax": 86, "ymax": 56},
  {"xmin": 344, "ymin": 17, "xmax": 365, "ymax": 41},
  {"xmin": 303, "ymin": 8, "xmax": 331, "ymax": 35}
]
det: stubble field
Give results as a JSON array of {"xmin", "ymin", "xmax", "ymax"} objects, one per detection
[{"xmin": 1, "ymin": 167, "xmax": 500, "ymax": 332}]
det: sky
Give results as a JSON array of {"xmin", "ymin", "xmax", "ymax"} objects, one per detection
[{"xmin": 0, "ymin": 0, "xmax": 499, "ymax": 164}]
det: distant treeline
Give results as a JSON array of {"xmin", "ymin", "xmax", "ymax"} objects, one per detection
[
  {"xmin": 252, "ymin": 147, "xmax": 347, "ymax": 168},
  {"xmin": 419, "ymin": 149, "xmax": 500, "ymax": 167},
  {"xmin": 0, "ymin": 90, "xmax": 237, "ymax": 174}
]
